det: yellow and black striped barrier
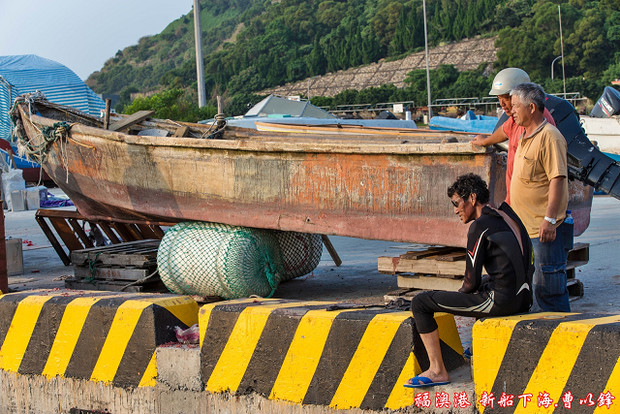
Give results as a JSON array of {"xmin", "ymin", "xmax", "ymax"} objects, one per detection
[
  {"xmin": 473, "ymin": 312, "xmax": 620, "ymax": 413},
  {"xmin": 199, "ymin": 298, "xmax": 464, "ymax": 410},
  {"xmin": 0, "ymin": 289, "xmax": 198, "ymax": 388}
]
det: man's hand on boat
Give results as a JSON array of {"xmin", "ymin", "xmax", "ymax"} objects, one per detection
[{"xmin": 470, "ymin": 134, "xmax": 489, "ymax": 147}]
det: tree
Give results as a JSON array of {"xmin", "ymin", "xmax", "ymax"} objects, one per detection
[
  {"xmin": 564, "ymin": 8, "xmax": 610, "ymax": 78},
  {"xmin": 123, "ymin": 89, "xmax": 217, "ymax": 122}
]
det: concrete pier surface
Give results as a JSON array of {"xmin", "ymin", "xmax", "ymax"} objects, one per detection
[{"xmin": 1, "ymin": 192, "xmax": 619, "ymax": 413}]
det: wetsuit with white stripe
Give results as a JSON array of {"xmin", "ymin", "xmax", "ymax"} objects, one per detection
[{"xmin": 411, "ymin": 202, "xmax": 533, "ymax": 334}]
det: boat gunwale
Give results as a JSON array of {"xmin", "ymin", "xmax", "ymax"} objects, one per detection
[{"xmin": 19, "ymin": 104, "xmax": 492, "ymax": 156}]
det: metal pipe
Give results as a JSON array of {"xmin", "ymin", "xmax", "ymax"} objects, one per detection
[{"xmin": 551, "ymin": 56, "xmax": 562, "ymax": 80}]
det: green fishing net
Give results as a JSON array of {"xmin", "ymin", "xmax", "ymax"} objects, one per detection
[
  {"xmin": 157, "ymin": 222, "xmax": 324, "ymax": 299},
  {"xmin": 157, "ymin": 222, "xmax": 283, "ymax": 299},
  {"xmin": 273, "ymin": 231, "xmax": 323, "ymax": 281}
]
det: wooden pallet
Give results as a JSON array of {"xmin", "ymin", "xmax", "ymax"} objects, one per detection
[
  {"xmin": 66, "ymin": 239, "xmax": 166, "ymax": 292},
  {"xmin": 379, "ymin": 242, "xmax": 590, "ymax": 294},
  {"xmin": 378, "ymin": 246, "xmax": 466, "ymax": 291},
  {"xmin": 567, "ymin": 242, "xmax": 589, "ymax": 280},
  {"xmin": 64, "ymin": 278, "xmax": 167, "ymax": 293},
  {"xmin": 70, "ymin": 239, "xmax": 160, "ymax": 268}
]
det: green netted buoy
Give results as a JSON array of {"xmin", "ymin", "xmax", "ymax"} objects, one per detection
[
  {"xmin": 274, "ymin": 231, "xmax": 323, "ymax": 281},
  {"xmin": 157, "ymin": 222, "xmax": 283, "ymax": 299}
]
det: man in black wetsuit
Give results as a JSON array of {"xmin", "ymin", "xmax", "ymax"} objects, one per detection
[{"xmin": 404, "ymin": 173, "xmax": 533, "ymax": 388}]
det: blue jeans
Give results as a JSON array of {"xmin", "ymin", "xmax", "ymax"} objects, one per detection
[{"xmin": 531, "ymin": 220, "xmax": 574, "ymax": 312}]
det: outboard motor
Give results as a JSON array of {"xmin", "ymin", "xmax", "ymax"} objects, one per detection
[
  {"xmin": 590, "ymin": 86, "xmax": 620, "ymax": 118},
  {"xmin": 494, "ymin": 95, "xmax": 620, "ymax": 200}
]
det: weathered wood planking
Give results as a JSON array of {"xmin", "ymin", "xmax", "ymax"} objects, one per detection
[
  {"xmin": 108, "ymin": 110, "xmax": 154, "ymax": 131},
  {"xmin": 70, "ymin": 239, "xmax": 160, "ymax": 267}
]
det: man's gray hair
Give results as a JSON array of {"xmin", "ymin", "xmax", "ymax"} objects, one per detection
[{"xmin": 510, "ymin": 82, "xmax": 546, "ymax": 112}]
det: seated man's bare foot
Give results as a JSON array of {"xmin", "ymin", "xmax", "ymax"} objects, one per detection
[{"xmin": 405, "ymin": 369, "xmax": 450, "ymax": 386}]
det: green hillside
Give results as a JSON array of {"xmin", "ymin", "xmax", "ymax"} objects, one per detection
[{"xmin": 86, "ymin": 0, "xmax": 620, "ymax": 118}]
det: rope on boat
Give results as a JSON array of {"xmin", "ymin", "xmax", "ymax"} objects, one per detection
[
  {"xmin": 9, "ymin": 92, "xmax": 75, "ymax": 183},
  {"xmin": 9, "ymin": 93, "xmax": 73, "ymax": 165},
  {"xmin": 200, "ymin": 115, "xmax": 227, "ymax": 139}
]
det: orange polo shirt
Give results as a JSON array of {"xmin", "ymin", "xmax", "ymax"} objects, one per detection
[{"xmin": 510, "ymin": 121, "xmax": 568, "ymax": 237}]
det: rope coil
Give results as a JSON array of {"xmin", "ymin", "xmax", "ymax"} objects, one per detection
[{"xmin": 9, "ymin": 93, "xmax": 73, "ymax": 165}]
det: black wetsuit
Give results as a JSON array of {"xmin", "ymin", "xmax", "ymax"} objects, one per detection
[{"xmin": 411, "ymin": 202, "xmax": 533, "ymax": 334}]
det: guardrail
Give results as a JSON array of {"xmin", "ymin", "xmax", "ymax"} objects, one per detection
[
  {"xmin": 319, "ymin": 93, "xmax": 586, "ymax": 117},
  {"xmin": 429, "ymin": 93, "xmax": 586, "ymax": 111},
  {"xmin": 326, "ymin": 101, "xmax": 415, "ymax": 115}
]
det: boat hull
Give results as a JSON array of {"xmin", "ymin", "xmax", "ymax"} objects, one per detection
[
  {"xmin": 17, "ymin": 100, "xmax": 591, "ymax": 247},
  {"xmin": 579, "ymin": 116, "xmax": 620, "ymax": 155}
]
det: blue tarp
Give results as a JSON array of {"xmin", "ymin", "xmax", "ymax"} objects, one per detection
[
  {"xmin": 0, "ymin": 54, "xmax": 105, "ymax": 141},
  {"xmin": 428, "ymin": 114, "xmax": 498, "ymax": 134}
]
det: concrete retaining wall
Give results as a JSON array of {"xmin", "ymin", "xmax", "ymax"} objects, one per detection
[
  {"xmin": 472, "ymin": 312, "xmax": 620, "ymax": 413},
  {"xmin": 199, "ymin": 298, "xmax": 465, "ymax": 411},
  {"xmin": 0, "ymin": 291, "xmax": 468, "ymax": 413},
  {"xmin": 0, "ymin": 290, "xmax": 198, "ymax": 388}
]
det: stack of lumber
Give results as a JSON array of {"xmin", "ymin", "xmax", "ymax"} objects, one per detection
[
  {"xmin": 378, "ymin": 246, "xmax": 466, "ymax": 292},
  {"xmin": 379, "ymin": 242, "xmax": 590, "ymax": 299},
  {"xmin": 66, "ymin": 239, "xmax": 166, "ymax": 292}
]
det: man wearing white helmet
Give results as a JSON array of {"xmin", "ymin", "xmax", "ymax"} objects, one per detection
[{"xmin": 471, "ymin": 68, "xmax": 556, "ymax": 205}]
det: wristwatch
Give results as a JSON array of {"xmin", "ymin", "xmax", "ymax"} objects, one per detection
[{"xmin": 544, "ymin": 216, "xmax": 557, "ymax": 225}]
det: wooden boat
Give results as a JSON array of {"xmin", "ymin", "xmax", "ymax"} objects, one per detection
[
  {"xmin": 579, "ymin": 116, "xmax": 620, "ymax": 155},
  {"xmin": 12, "ymin": 95, "xmax": 592, "ymax": 247}
]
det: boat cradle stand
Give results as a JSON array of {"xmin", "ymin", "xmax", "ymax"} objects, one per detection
[{"xmin": 35, "ymin": 208, "xmax": 174, "ymax": 266}]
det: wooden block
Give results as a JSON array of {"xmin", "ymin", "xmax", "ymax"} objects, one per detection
[
  {"xmin": 397, "ymin": 274, "xmax": 463, "ymax": 291},
  {"xmin": 6, "ymin": 238, "xmax": 23, "ymax": 276},
  {"xmin": 567, "ymin": 278, "xmax": 584, "ymax": 297},
  {"xmin": 378, "ymin": 255, "xmax": 465, "ymax": 276},
  {"xmin": 401, "ymin": 246, "xmax": 459, "ymax": 260},
  {"xmin": 71, "ymin": 239, "xmax": 160, "ymax": 266},
  {"xmin": 64, "ymin": 277, "xmax": 168, "ymax": 293},
  {"xmin": 64, "ymin": 277, "xmax": 146, "ymax": 292},
  {"xmin": 173, "ymin": 126, "xmax": 190, "ymax": 137},
  {"xmin": 566, "ymin": 260, "xmax": 588, "ymax": 271},
  {"xmin": 74, "ymin": 266, "xmax": 154, "ymax": 281},
  {"xmin": 435, "ymin": 251, "xmax": 467, "ymax": 261},
  {"xmin": 108, "ymin": 110, "xmax": 155, "ymax": 132},
  {"xmin": 568, "ymin": 242, "xmax": 589, "ymax": 263}
]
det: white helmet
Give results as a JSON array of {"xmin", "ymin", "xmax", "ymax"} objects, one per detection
[{"xmin": 489, "ymin": 68, "xmax": 530, "ymax": 95}]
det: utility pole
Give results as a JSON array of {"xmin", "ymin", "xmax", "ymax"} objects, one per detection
[
  {"xmin": 559, "ymin": 5, "xmax": 567, "ymax": 96},
  {"xmin": 193, "ymin": 0, "xmax": 206, "ymax": 108},
  {"xmin": 423, "ymin": 0, "xmax": 432, "ymax": 120}
]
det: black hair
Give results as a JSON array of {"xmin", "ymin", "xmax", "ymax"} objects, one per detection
[{"xmin": 447, "ymin": 173, "xmax": 490, "ymax": 204}]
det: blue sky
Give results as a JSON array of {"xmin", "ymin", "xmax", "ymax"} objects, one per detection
[{"xmin": 0, "ymin": 0, "xmax": 192, "ymax": 80}]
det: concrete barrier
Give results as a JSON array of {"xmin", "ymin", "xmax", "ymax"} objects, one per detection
[
  {"xmin": 472, "ymin": 312, "xmax": 620, "ymax": 413},
  {"xmin": 0, "ymin": 289, "xmax": 198, "ymax": 388},
  {"xmin": 199, "ymin": 298, "xmax": 465, "ymax": 411}
]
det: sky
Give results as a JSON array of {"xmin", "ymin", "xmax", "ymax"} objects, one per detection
[{"xmin": 0, "ymin": 0, "xmax": 192, "ymax": 80}]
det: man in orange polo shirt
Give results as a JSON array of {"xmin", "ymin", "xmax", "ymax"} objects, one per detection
[{"xmin": 509, "ymin": 82, "xmax": 572, "ymax": 312}]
